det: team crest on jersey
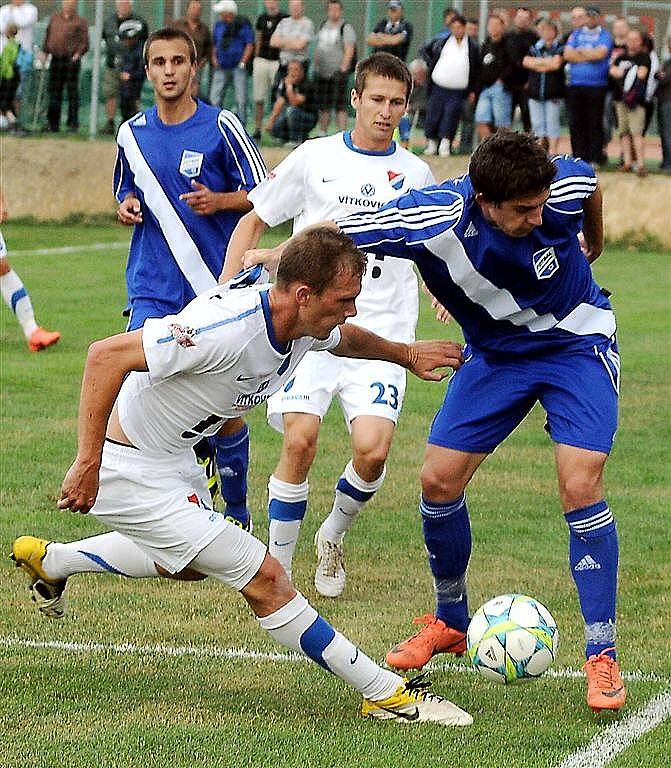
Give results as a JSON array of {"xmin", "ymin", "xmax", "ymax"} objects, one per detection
[
  {"xmin": 387, "ymin": 171, "xmax": 405, "ymax": 190},
  {"xmin": 179, "ymin": 150, "xmax": 204, "ymax": 179},
  {"xmin": 360, "ymin": 183, "xmax": 376, "ymax": 197},
  {"xmin": 532, "ymin": 247, "xmax": 559, "ymax": 280},
  {"xmin": 169, "ymin": 323, "xmax": 196, "ymax": 347}
]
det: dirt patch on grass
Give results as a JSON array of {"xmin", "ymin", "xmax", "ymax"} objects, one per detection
[{"xmin": 3, "ymin": 137, "xmax": 669, "ymax": 248}]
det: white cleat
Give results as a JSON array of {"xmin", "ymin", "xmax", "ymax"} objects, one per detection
[
  {"xmin": 314, "ymin": 526, "xmax": 346, "ymax": 598},
  {"xmin": 362, "ymin": 674, "xmax": 473, "ymax": 727}
]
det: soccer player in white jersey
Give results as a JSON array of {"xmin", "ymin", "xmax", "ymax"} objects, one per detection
[
  {"xmin": 114, "ymin": 27, "xmax": 267, "ymax": 529},
  {"xmin": 222, "ymin": 53, "xmax": 438, "ymax": 596},
  {"xmin": 244, "ymin": 132, "xmax": 627, "ymax": 714},
  {"xmin": 0, "ymin": 189, "xmax": 60, "ymax": 351},
  {"xmin": 11, "ymin": 228, "xmax": 470, "ymax": 727}
]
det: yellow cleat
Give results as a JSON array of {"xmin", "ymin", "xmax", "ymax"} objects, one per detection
[
  {"xmin": 10, "ymin": 536, "xmax": 66, "ymax": 619},
  {"xmin": 362, "ymin": 673, "xmax": 473, "ymax": 726}
]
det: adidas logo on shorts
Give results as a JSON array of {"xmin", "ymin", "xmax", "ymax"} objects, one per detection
[{"xmin": 574, "ymin": 555, "xmax": 601, "ymax": 571}]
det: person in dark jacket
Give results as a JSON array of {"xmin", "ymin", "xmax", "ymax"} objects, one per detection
[
  {"xmin": 475, "ymin": 14, "xmax": 514, "ymax": 140},
  {"xmin": 421, "ymin": 15, "xmax": 479, "ymax": 156},
  {"xmin": 523, "ymin": 18, "xmax": 564, "ymax": 153},
  {"xmin": 505, "ymin": 6, "xmax": 538, "ymax": 131},
  {"xmin": 655, "ymin": 38, "xmax": 671, "ymax": 172},
  {"xmin": 117, "ymin": 18, "xmax": 145, "ymax": 121}
]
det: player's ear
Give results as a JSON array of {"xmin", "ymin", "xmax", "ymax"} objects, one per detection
[
  {"xmin": 295, "ymin": 285, "xmax": 311, "ymax": 307},
  {"xmin": 350, "ymin": 88, "xmax": 359, "ymax": 111},
  {"xmin": 474, "ymin": 191, "xmax": 491, "ymax": 211}
]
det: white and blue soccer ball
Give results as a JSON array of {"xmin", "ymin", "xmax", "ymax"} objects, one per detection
[{"xmin": 467, "ymin": 594, "xmax": 558, "ymax": 684}]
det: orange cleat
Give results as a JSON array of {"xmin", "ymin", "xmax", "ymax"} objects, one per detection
[
  {"xmin": 386, "ymin": 614, "xmax": 467, "ymax": 671},
  {"xmin": 583, "ymin": 648, "xmax": 626, "ymax": 713},
  {"xmin": 28, "ymin": 326, "xmax": 61, "ymax": 352}
]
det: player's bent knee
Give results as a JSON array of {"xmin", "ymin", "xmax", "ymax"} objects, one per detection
[
  {"xmin": 420, "ymin": 464, "xmax": 467, "ymax": 502},
  {"xmin": 559, "ymin": 474, "xmax": 604, "ymax": 511},
  {"xmin": 282, "ymin": 427, "xmax": 319, "ymax": 465},
  {"xmin": 242, "ymin": 554, "xmax": 296, "ymax": 615}
]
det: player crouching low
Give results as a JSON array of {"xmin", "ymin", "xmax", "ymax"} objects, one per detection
[{"xmin": 11, "ymin": 228, "xmax": 470, "ymax": 727}]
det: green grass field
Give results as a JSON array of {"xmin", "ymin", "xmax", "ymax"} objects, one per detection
[{"xmin": 1, "ymin": 223, "xmax": 669, "ymax": 768}]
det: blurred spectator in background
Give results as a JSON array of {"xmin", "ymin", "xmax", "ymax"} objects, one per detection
[
  {"xmin": 41, "ymin": 0, "xmax": 88, "ymax": 133},
  {"xmin": 609, "ymin": 28, "xmax": 650, "ymax": 176},
  {"xmin": 475, "ymin": 14, "xmax": 513, "ymax": 140},
  {"xmin": 367, "ymin": 0, "xmax": 413, "ymax": 62},
  {"xmin": 422, "ymin": 14, "xmax": 479, "ymax": 157},
  {"xmin": 434, "ymin": 7, "xmax": 457, "ymax": 42},
  {"xmin": 641, "ymin": 33, "xmax": 659, "ymax": 136},
  {"xmin": 313, "ymin": 0, "xmax": 356, "ymax": 135},
  {"xmin": 466, "ymin": 18, "xmax": 479, "ymax": 41},
  {"xmin": 265, "ymin": 58, "xmax": 316, "ymax": 145},
  {"xmin": 564, "ymin": 5, "xmax": 612, "ymax": 166},
  {"xmin": 0, "ymin": 22, "xmax": 19, "ymax": 129},
  {"xmin": 271, "ymin": 0, "xmax": 314, "ymax": 76},
  {"xmin": 604, "ymin": 16, "xmax": 629, "ymax": 162},
  {"xmin": 210, "ymin": 0, "xmax": 254, "ymax": 123},
  {"xmin": 117, "ymin": 18, "xmax": 144, "ymax": 121},
  {"xmin": 170, "ymin": 0, "xmax": 212, "ymax": 99},
  {"xmin": 505, "ymin": 6, "xmax": 537, "ymax": 131},
  {"xmin": 656, "ymin": 39, "xmax": 671, "ymax": 173},
  {"xmin": 102, "ymin": 0, "xmax": 148, "ymax": 135},
  {"xmin": 0, "ymin": 0, "xmax": 37, "ymax": 132},
  {"xmin": 252, "ymin": 0, "xmax": 287, "ymax": 140},
  {"xmin": 395, "ymin": 57, "xmax": 427, "ymax": 148},
  {"xmin": 523, "ymin": 18, "xmax": 564, "ymax": 154}
]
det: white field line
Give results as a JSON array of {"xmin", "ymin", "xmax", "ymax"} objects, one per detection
[
  {"xmin": 556, "ymin": 690, "xmax": 671, "ymax": 768},
  {"xmin": 11, "ymin": 241, "xmax": 129, "ymax": 257},
  {"xmin": 0, "ymin": 636, "xmax": 667, "ymax": 685}
]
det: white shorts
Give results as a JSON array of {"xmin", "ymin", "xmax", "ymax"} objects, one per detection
[
  {"xmin": 252, "ymin": 57, "xmax": 280, "ymax": 103},
  {"xmin": 267, "ymin": 352, "xmax": 407, "ymax": 433},
  {"xmin": 0, "ymin": 229, "xmax": 7, "ymax": 259},
  {"xmin": 91, "ymin": 441, "xmax": 266, "ymax": 587}
]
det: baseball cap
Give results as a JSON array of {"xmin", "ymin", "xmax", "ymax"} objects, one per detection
[
  {"xmin": 213, "ymin": 0, "xmax": 237, "ymax": 13},
  {"xmin": 387, "ymin": 0, "xmax": 403, "ymax": 9},
  {"xmin": 586, "ymin": 6, "xmax": 601, "ymax": 16}
]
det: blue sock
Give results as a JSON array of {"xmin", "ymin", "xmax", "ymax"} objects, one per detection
[
  {"xmin": 420, "ymin": 493, "xmax": 471, "ymax": 633},
  {"xmin": 212, "ymin": 424, "xmax": 249, "ymax": 527},
  {"xmin": 565, "ymin": 500, "xmax": 619, "ymax": 660}
]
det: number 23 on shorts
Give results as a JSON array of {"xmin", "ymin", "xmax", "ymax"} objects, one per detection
[{"xmin": 370, "ymin": 381, "xmax": 399, "ymax": 410}]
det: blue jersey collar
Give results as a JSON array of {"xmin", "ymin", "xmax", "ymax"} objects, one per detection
[
  {"xmin": 260, "ymin": 289, "xmax": 291, "ymax": 355},
  {"xmin": 343, "ymin": 131, "xmax": 396, "ymax": 157}
]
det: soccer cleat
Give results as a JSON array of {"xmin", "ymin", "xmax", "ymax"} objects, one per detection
[
  {"xmin": 362, "ymin": 673, "xmax": 473, "ymax": 726},
  {"xmin": 386, "ymin": 614, "xmax": 467, "ymax": 670},
  {"xmin": 10, "ymin": 536, "xmax": 67, "ymax": 619},
  {"xmin": 583, "ymin": 648, "xmax": 626, "ymax": 713},
  {"xmin": 314, "ymin": 526, "xmax": 345, "ymax": 598},
  {"xmin": 28, "ymin": 327, "xmax": 61, "ymax": 352}
]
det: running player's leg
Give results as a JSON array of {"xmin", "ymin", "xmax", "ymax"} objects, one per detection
[
  {"xmin": 541, "ymin": 338, "xmax": 623, "ymax": 711},
  {"xmin": 211, "ymin": 416, "xmax": 251, "ymax": 528},
  {"xmin": 387, "ymin": 350, "xmax": 537, "ymax": 670}
]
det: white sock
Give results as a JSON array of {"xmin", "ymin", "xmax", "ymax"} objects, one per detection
[
  {"xmin": 258, "ymin": 592, "xmax": 401, "ymax": 701},
  {"xmin": 42, "ymin": 533, "xmax": 159, "ymax": 580},
  {"xmin": 0, "ymin": 268, "xmax": 38, "ymax": 338},
  {"xmin": 320, "ymin": 460, "xmax": 386, "ymax": 544},
  {"xmin": 268, "ymin": 475, "xmax": 309, "ymax": 579}
]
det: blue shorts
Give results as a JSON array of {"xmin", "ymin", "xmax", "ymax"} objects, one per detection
[
  {"xmin": 474, "ymin": 81, "xmax": 512, "ymax": 128},
  {"xmin": 124, "ymin": 298, "xmax": 184, "ymax": 331},
  {"xmin": 428, "ymin": 339, "xmax": 620, "ymax": 455}
]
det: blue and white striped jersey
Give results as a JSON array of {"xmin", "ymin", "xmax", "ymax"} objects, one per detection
[
  {"xmin": 113, "ymin": 101, "xmax": 266, "ymax": 313},
  {"xmin": 337, "ymin": 155, "xmax": 615, "ymax": 356}
]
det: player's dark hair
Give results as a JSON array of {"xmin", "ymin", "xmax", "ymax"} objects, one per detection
[
  {"xmin": 277, "ymin": 227, "xmax": 367, "ymax": 295},
  {"xmin": 143, "ymin": 27, "xmax": 198, "ymax": 66},
  {"xmin": 354, "ymin": 52, "xmax": 413, "ymax": 104},
  {"xmin": 469, "ymin": 130, "xmax": 557, "ymax": 204}
]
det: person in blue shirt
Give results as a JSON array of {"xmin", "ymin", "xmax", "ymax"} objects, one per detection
[
  {"xmin": 564, "ymin": 5, "xmax": 613, "ymax": 164},
  {"xmin": 210, "ymin": 0, "xmax": 254, "ymax": 124},
  {"xmin": 246, "ymin": 130, "xmax": 626, "ymax": 715},
  {"xmin": 114, "ymin": 27, "xmax": 266, "ymax": 529}
]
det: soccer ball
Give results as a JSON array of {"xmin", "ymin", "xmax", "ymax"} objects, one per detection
[{"xmin": 467, "ymin": 594, "xmax": 559, "ymax": 684}]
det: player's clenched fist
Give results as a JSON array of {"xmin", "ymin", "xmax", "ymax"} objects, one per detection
[
  {"xmin": 117, "ymin": 195, "xmax": 143, "ymax": 226},
  {"xmin": 57, "ymin": 458, "xmax": 101, "ymax": 514},
  {"xmin": 406, "ymin": 340, "xmax": 463, "ymax": 381}
]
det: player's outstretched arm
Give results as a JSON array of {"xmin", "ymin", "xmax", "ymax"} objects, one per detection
[
  {"xmin": 58, "ymin": 331, "xmax": 148, "ymax": 515},
  {"xmin": 581, "ymin": 184, "xmax": 603, "ymax": 263},
  {"xmin": 331, "ymin": 324, "xmax": 463, "ymax": 381},
  {"xmin": 220, "ymin": 209, "xmax": 269, "ymax": 282}
]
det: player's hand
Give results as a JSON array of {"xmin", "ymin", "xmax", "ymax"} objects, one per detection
[
  {"xmin": 117, "ymin": 196, "xmax": 142, "ymax": 225},
  {"xmin": 57, "ymin": 458, "xmax": 101, "ymax": 514},
  {"xmin": 578, "ymin": 231, "xmax": 600, "ymax": 262},
  {"xmin": 422, "ymin": 283, "xmax": 452, "ymax": 325},
  {"xmin": 406, "ymin": 340, "xmax": 463, "ymax": 381},
  {"xmin": 180, "ymin": 180, "xmax": 220, "ymax": 216},
  {"xmin": 243, "ymin": 245, "xmax": 283, "ymax": 276}
]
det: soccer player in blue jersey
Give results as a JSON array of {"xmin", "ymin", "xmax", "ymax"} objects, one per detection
[
  {"xmin": 113, "ymin": 27, "xmax": 267, "ymax": 528},
  {"xmin": 244, "ymin": 131, "xmax": 626, "ymax": 713}
]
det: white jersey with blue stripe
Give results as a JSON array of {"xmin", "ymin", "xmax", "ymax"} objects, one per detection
[
  {"xmin": 113, "ymin": 101, "xmax": 266, "ymax": 312},
  {"xmin": 117, "ymin": 268, "xmax": 341, "ymax": 454},
  {"xmin": 337, "ymin": 155, "xmax": 614, "ymax": 356}
]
